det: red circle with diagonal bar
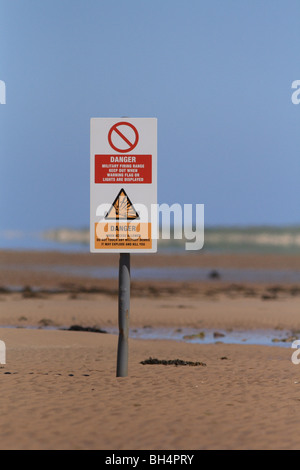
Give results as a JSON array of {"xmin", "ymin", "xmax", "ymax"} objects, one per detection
[{"xmin": 108, "ymin": 122, "xmax": 139, "ymax": 153}]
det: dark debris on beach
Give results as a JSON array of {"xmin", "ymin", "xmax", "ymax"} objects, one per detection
[
  {"xmin": 140, "ymin": 357, "xmax": 206, "ymax": 367},
  {"xmin": 1, "ymin": 282, "xmax": 300, "ymax": 300},
  {"xmin": 63, "ymin": 325, "xmax": 107, "ymax": 334}
]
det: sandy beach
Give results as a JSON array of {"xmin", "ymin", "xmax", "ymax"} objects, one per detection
[
  {"xmin": 2, "ymin": 0, "xmax": 299, "ymax": 454},
  {"xmin": 1, "ymin": 250, "xmax": 300, "ymax": 450}
]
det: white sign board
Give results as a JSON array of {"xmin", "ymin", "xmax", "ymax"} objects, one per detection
[{"xmin": 90, "ymin": 118, "xmax": 157, "ymax": 253}]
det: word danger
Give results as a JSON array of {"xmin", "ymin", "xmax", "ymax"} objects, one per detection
[
  {"xmin": 291, "ymin": 80, "xmax": 300, "ymax": 105},
  {"xmin": 105, "ymin": 454, "xmax": 194, "ymax": 466},
  {"xmin": 110, "ymin": 156, "xmax": 137, "ymax": 163}
]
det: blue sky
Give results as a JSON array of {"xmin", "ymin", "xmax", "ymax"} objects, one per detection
[{"xmin": 0, "ymin": 0, "xmax": 299, "ymax": 231}]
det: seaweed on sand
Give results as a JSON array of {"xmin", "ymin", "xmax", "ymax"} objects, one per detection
[{"xmin": 140, "ymin": 357, "xmax": 206, "ymax": 367}]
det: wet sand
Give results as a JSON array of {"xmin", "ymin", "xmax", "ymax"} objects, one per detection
[{"xmin": 0, "ymin": 250, "xmax": 300, "ymax": 449}]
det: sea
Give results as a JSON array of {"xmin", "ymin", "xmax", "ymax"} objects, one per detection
[
  {"xmin": 1, "ymin": 226, "xmax": 300, "ymax": 284},
  {"xmin": 1, "ymin": 225, "xmax": 300, "ymax": 255}
]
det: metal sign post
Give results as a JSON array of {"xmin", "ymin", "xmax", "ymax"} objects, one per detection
[
  {"xmin": 117, "ymin": 253, "xmax": 130, "ymax": 377},
  {"xmin": 90, "ymin": 118, "xmax": 157, "ymax": 377}
]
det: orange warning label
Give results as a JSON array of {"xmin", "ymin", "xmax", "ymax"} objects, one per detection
[{"xmin": 95, "ymin": 222, "xmax": 152, "ymax": 249}]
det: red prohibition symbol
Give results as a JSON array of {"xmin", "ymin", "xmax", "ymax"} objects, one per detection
[{"xmin": 108, "ymin": 122, "xmax": 139, "ymax": 153}]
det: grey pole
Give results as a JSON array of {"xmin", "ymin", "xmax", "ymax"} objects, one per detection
[{"xmin": 116, "ymin": 253, "xmax": 130, "ymax": 377}]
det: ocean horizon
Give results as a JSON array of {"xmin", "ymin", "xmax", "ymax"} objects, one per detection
[{"xmin": 1, "ymin": 225, "xmax": 300, "ymax": 254}]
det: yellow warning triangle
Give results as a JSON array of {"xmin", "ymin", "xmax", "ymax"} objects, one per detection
[{"xmin": 105, "ymin": 189, "xmax": 139, "ymax": 220}]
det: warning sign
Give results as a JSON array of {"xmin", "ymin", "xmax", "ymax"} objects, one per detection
[
  {"xmin": 90, "ymin": 118, "xmax": 157, "ymax": 253},
  {"xmin": 95, "ymin": 155, "xmax": 152, "ymax": 184},
  {"xmin": 105, "ymin": 189, "xmax": 139, "ymax": 220},
  {"xmin": 108, "ymin": 122, "xmax": 139, "ymax": 153},
  {"xmin": 95, "ymin": 222, "xmax": 152, "ymax": 250}
]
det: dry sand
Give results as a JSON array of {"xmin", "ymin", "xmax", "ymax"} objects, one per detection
[{"xmin": 0, "ymin": 250, "xmax": 300, "ymax": 450}]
